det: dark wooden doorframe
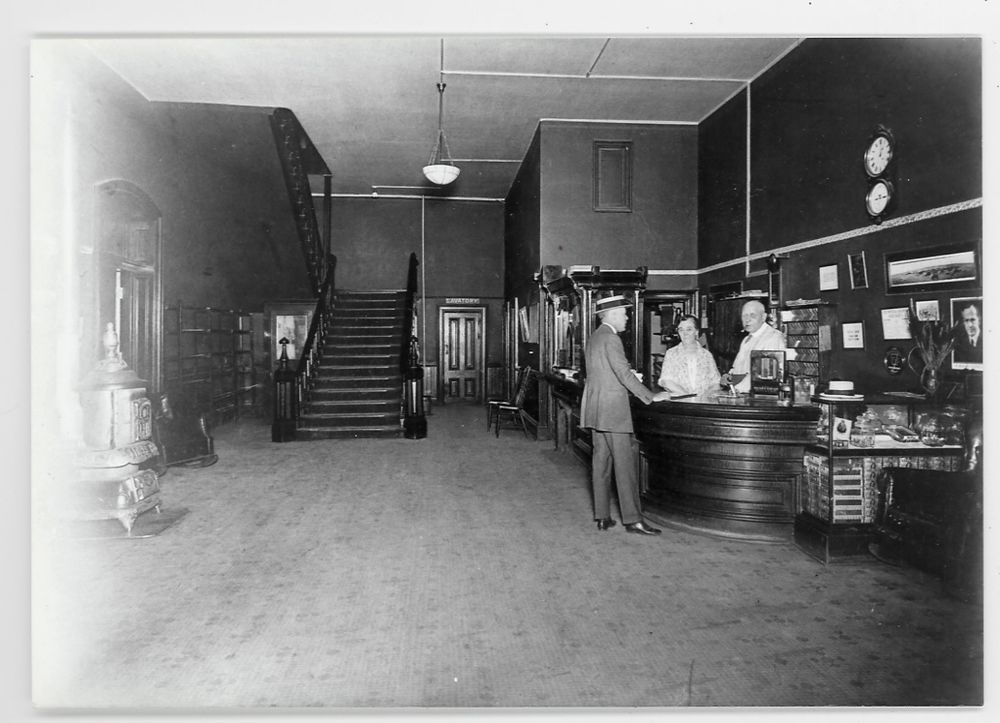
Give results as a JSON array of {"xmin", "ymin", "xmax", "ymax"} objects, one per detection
[
  {"xmin": 438, "ymin": 306, "xmax": 486, "ymax": 403},
  {"xmin": 94, "ymin": 180, "xmax": 162, "ymax": 392}
]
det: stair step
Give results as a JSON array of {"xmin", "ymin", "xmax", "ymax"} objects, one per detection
[
  {"xmin": 313, "ymin": 377, "xmax": 399, "ymax": 386},
  {"xmin": 319, "ymin": 359, "xmax": 402, "ymax": 368},
  {"xmin": 309, "ymin": 379, "xmax": 403, "ymax": 400},
  {"xmin": 323, "ymin": 364, "xmax": 401, "ymax": 372},
  {"xmin": 301, "ymin": 399, "xmax": 400, "ymax": 420},
  {"xmin": 330, "ymin": 310, "xmax": 403, "ymax": 324},
  {"xmin": 298, "ymin": 411, "xmax": 400, "ymax": 427},
  {"xmin": 296, "ymin": 426, "xmax": 402, "ymax": 440},
  {"xmin": 325, "ymin": 343, "xmax": 397, "ymax": 351}
]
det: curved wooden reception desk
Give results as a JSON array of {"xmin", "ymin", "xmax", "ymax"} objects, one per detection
[{"xmin": 633, "ymin": 395, "xmax": 820, "ymax": 542}]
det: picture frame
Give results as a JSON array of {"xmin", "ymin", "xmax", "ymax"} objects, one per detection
[
  {"xmin": 884, "ymin": 242, "xmax": 980, "ymax": 294},
  {"xmin": 848, "ymin": 251, "xmax": 868, "ymax": 290},
  {"xmin": 842, "ymin": 321, "xmax": 865, "ymax": 350},
  {"xmin": 265, "ymin": 300, "xmax": 316, "ymax": 367},
  {"xmin": 950, "ymin": 296, "xmax": 983, "ymax": 371},
  {"xmin": 913, "ymin": 299, "xmax": 940, "ymax": 321},
  {"xmin": 819, "ymin": 264, "xmax": 839, "ymax": 291},
  {"xmin": 880, "ymin": 307, "xmax": 911, "ymax": 340}
]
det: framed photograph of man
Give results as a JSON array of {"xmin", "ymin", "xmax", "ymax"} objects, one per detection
[{"xmin": 950, "ymin": 296, "xmax": 983, "ymax": 370}]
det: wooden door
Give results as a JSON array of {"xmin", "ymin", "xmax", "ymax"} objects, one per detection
[
  {"xmin": 440, "ymin": 308, "xmax": 485, "ymax": 402},
  {"xmin": 117, "ymin": 264, "xmax": 157, "ymax": 386}
]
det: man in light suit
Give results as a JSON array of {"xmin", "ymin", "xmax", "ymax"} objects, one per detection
[
  {"xmin": 721, "ymin": 299, "xmax": 785, "ymax": 393},
  {"xmin": 581, "ymin": 295, "xmax": 670, "ymax": 535}
]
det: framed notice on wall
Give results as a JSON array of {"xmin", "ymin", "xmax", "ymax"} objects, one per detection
[
  {"xmin": 842, "ymin": 322, "xmax": 865, "ymax": 350},
  {"xmin": 819, "ymin": 264, "xmax": 839, "ymax": 291}
]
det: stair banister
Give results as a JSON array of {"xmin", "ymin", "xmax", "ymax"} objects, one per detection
[
  {"xmin": 401, "ymin": 252, "xmax": 427, "ymax": 439},
  {"xmin": 271, "ymin": 254, "xmax": 336, "ymax": 442}
]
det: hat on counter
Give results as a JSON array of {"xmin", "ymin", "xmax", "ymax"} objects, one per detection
[
  {"xmin": 825, "ymin": 380, "xmax": 856, "ymax": 395},
  {"xmin": 595, "ymin": 295, "xmax": 632, "ymax": 314}
]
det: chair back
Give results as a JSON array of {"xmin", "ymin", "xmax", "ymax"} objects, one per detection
[{"xmin": 513, "ymin": 369, "xmax": 534, "ymax": 407}]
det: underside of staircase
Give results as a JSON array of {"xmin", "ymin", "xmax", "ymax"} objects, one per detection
[{"xmin": 296, "ymin": 290, "xmax": 407, "ymax": 440}]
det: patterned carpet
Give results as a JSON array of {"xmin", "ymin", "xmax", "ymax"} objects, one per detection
[{"xmin": 33, "ymin": 402, "xmax": 983, "ymax": 710}]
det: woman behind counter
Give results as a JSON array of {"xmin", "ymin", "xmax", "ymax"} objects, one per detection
[{"xmin": 657, "ymin": 315, "xmax": 721, "ymax": 396}]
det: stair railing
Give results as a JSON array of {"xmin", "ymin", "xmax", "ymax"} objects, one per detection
[
  {"xmin": 296, "ymin": 254, "xmax": 338, "ymax": 411},
  {"xmin": 271, "ymin": 254, "xmax": 336, "ymax": 442},
  {"xmin": 269, "ymin": 108, "xmax": 332, "ymax": 294},
  {"xmin": 401, "ymin": 252, "xmax": 427, "ymax": 438}
]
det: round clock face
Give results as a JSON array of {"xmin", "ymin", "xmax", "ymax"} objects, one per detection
[
  {"xmin": 866, "ymin": 180, "xmax": 893, "ymax": 216},
  {"xmin": 864, "ymin": 133, "xmax": 894, "ymax": 177}
]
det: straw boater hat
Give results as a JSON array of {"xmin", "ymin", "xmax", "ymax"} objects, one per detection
[{"xmin": 595, "ymin": 295, "xmax": 631, "ymax": 315}]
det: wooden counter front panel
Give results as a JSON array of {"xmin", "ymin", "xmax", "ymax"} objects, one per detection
[
  {"xmin": 633, "ymin": 399, "xmax": 820, "ymax": 534},
  {"xmin": 642, "ymin": 436, "xmax": 804, "ymax": 524}
]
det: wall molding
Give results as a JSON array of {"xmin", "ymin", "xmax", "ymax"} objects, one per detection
[{"xmin": 649, "ymin": 198, "xmax": 982, "ymax": 277}]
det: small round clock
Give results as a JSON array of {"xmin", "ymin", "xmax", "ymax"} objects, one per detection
[
  {"xmin": 863, "ymin": 126, "xmax": 895, "ymax": 177},
  {"xmin": 866, "ymin": 179, "xmax": 894, "ymax": 220}
]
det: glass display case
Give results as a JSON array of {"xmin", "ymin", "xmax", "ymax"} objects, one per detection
[{"xmin": 795, "ymin": 394, "xmax": 964, "ymax": 564}]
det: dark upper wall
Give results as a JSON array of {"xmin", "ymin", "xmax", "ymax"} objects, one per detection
[
  {"xmin": 330, "ymin": 197, "xmax": 503, "ymax": 294},
  {"xmin": 331, "ymin": 196, "xmax": 505, "ymax": 366},
  {"xmin": 698, "ymin": 37, "xmax": 982, "ymax": 393},
  {"xmin": 35, "ymin": 42, "xmax": 311, "ymax": 382},
  {"xmin": 504, "ymin": 121, "xmax": 699, "ymax": 306},
  {"xmin": 539, "ymin": 121, "xmax": 698, "ymax": 272},
  {"xmin": 151, "ymin": 102, "xmax": 313, "ymax": 309},
  {"xmin": 39, "ymin": 45, "xmax": 312, "ymax": 311},
  {"xmin": 749, "ymin": 37, "xmax": 981, "ymax": 253},
  {"xmin": 505, "ymin": 129, "xmax": 542, "ymax": 304},
  {"xmin": 698, "ymin": 89, "xmax": 747, "ymax": 268}
]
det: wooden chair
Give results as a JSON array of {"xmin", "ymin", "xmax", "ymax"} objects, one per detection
[
  {"xmin": 486, "ymin": 367, "xmax": 528, "ymax": 432},
  {"xmin": 494, "ymin": 369, "xmax": 535, "ymax": 438}
]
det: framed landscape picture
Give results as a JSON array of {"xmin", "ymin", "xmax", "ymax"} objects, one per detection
[{"xmin": 884, "ymin": 242, "xmax": 980, "ymax": 294}]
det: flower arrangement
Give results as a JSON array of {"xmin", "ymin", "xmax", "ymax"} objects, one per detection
[
  {"xmin": 907, "ymin": 301, "xmax": 959, "ymax": 397},
  {"xmin": 908, "ymin": 301, "xmax": 959, "ymax": 371}
]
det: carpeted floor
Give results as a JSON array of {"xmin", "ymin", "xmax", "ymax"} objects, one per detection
[{"xmin": 33, "ymin": 402, "xmax": 983, "ymax": 710}]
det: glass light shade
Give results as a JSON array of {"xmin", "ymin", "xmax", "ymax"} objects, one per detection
[{"xmin": 422, "ymin": 164, "xmax": 460, "ymax": 185}]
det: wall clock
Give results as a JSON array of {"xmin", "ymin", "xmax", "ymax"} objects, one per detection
[
  {"xmin": 865, "ymin": 179, "xmax": 894, "ymax": 221},
  {"xmin": 863, "ymin": 126, "xmax": 895, "ymax": 177}
]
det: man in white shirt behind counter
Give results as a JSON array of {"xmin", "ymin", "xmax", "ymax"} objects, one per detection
[{"xmin": 721, "ymin": 299, "xmax": 785, "ymax": 393}]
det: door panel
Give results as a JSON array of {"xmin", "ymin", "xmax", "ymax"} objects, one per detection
[{"xmin": 441, "ymin": 309, "xmax": 484, "ymax": 402}]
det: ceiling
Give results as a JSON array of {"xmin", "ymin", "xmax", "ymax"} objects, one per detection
[{"xmin": 84, "ymin": 36, "xmax": 802, "ymax": 201}]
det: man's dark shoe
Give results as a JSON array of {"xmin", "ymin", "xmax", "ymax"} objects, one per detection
[{"xmin": 597, "ymin": 518, "xmax": 617, "ymax": 531}]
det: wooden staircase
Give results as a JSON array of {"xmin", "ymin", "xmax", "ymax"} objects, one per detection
[{"xmin": 296, "ymin": 290, "xmax": 407, "ymax": 439}]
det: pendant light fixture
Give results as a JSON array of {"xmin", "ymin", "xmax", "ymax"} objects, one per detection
[{"xmin": 422, "ymin": 39, "xmax": 460, "ymax": 185}]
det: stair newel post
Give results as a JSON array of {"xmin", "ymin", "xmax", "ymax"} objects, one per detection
[
  {"xmin": 272, "ymin": 337, "xmax": 297, "ymax": 442},
  {"xmin": 402, "ymin": 252, "xmax": 426, "ymax": 439}
]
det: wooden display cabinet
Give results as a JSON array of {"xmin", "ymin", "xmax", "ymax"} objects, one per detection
[
  {"xmin": 163, "ymin": 302, "xmax": 259, "ymax": 424},
  {"xmin": 780, "ymin": 301, "xmax": 837, "ymax": 400},
  {"xmin": 537, "ymin": 265, "xmax": 647, "ymax": 459}
]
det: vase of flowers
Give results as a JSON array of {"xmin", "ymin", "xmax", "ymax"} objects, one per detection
[{"xmin": 906, "ymin": 301, "xmax": 958, "ymax": 401}]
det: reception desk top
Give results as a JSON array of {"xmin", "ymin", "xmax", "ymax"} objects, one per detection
[{"xmin": 637, "ymin": 392, "xmax": 821, "ymax": 422}]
